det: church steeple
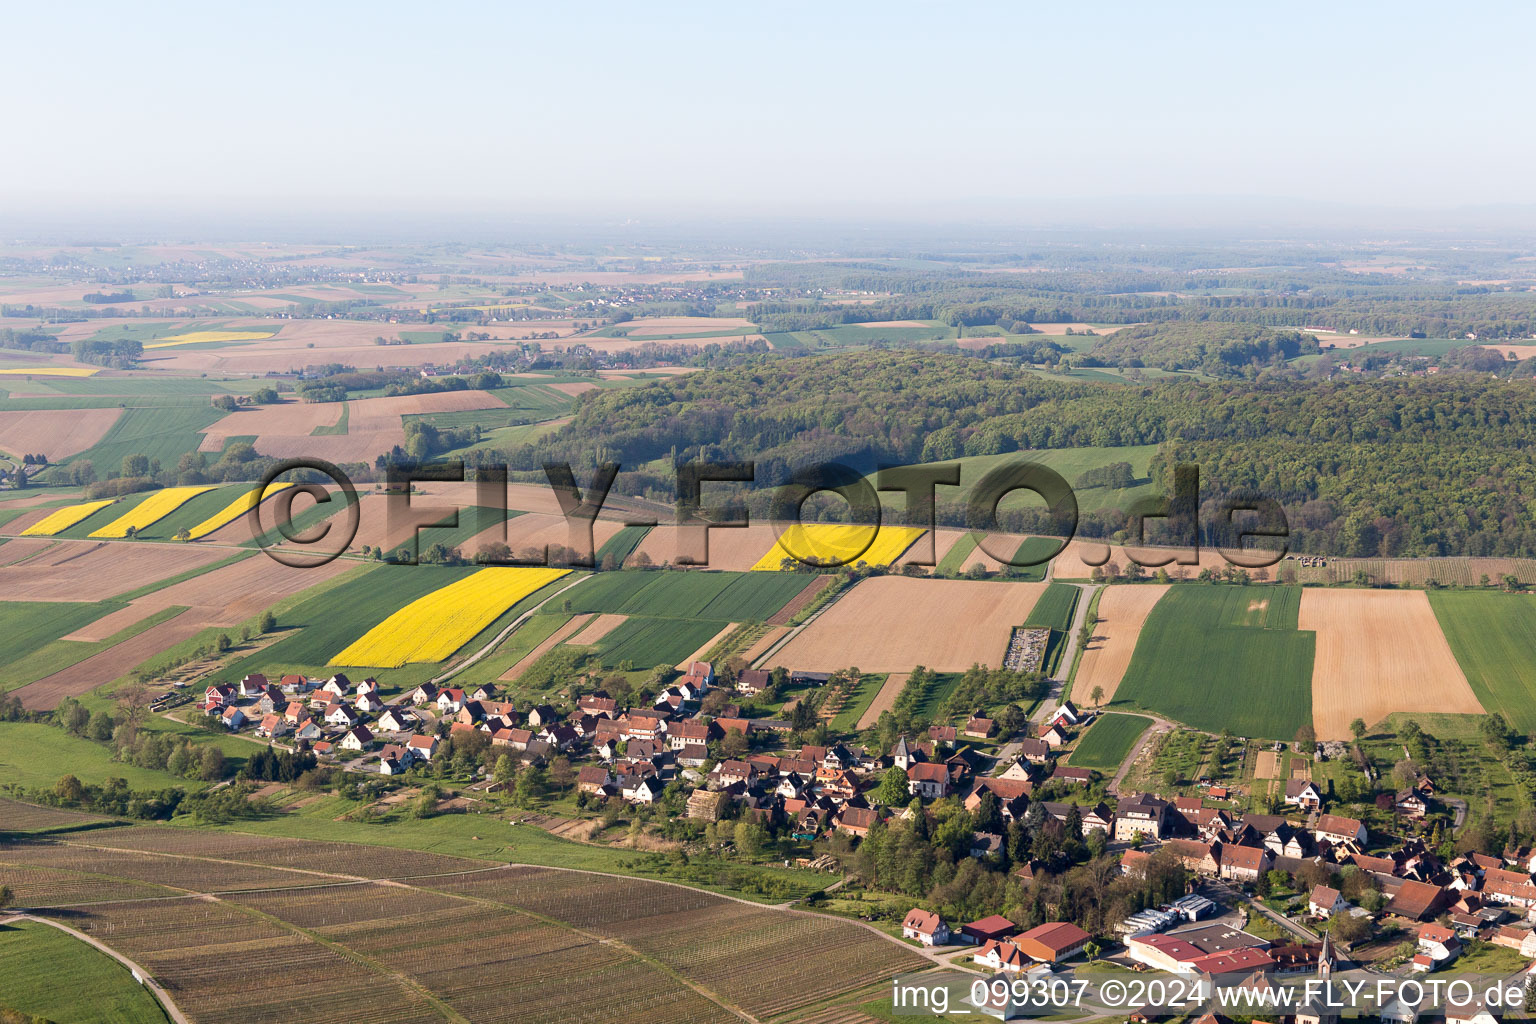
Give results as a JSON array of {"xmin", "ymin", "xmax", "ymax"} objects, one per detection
[{"xmin": 1318, "ymin": 929, "xmax": 1334, "ymax": 977}]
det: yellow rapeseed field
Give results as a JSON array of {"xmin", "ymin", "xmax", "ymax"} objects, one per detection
[
  {"xmin": 144, "ymin": 330, "xmax": 275, "ymax": 349},
  {"xmin": 0, "ymin": 366, "xmax": 100, "ymax": 377},
  {"xmin": 332, "ymin": 566, "xmax": 570, "ymax": 668},
  {"xmin": 184, "ymin": 482, "xmax": 293, "ymax": 540},
  {"xmin": 87, "ymin": 486, "xmax": 217, "ymax": 538},
  {"xmin": 751, "ymin": 524, "xmax": 925, "ymax": 571},
  {"xmin": 20, "ymin": 499, "xmax": 117, "ymax": 536}
]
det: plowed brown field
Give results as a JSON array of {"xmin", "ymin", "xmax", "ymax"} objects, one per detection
[
  {"xmin": 1299, "ymin": 589, "xmax": 1485, "ymax": 739},
  {"xmin": 1074, "ymin": 584, "xmax": 1169, "ymax": 705},
  {"xmin": 768, "ymin": 576, "xmax": 1046, "ymax": 673}
]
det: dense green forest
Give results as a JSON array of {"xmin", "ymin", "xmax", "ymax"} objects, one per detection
[
  {"xmin": 1087, "ymin": 322, "xmax": 1320, "ymax": 375},
  {"xmin": 487, "ymin": 351, "xmax": 1536, "ymax": 558}
]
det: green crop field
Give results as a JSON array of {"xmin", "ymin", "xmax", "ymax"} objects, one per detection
[
  {"xmin": 565, "ymin": 569, "xmax": 815, "ymax": 622},
  {"xmin": 0, "ymin": 920, "xmax": 171, "ymax": 1024},
  {"xmin": 0, "ymin": 601, "xmax": 133, "ymax": 691},
  {"xmin": 1011, "ymin": 536, "xmax": 1062, "ymax": 581},
  {"xmin": 935, "ymin": 531, "xmax": 981, "ymax": 573},
  {"xmin": 214, "ymin": 563, "xmax": 481, "ymax": 672},
  {"xmin": 1068, "ymin": 712, "xmax": 1152, "ymax": 770},
  {"xmin": 1113, "ymin": 585, "xmax": 1314, "ymax": 739},
  {"xmin": 1429, "ymin": 591, "xmax": 1536, "ymax": 734},
  {"xmin": 59, "ymin": 405, "xmax": 223, "ymax": 473},
  {"xmin": 596, "ymin": 525, "xmax": 652, "ymax": 566},
  {"xmin": 594, "ymin": 615, "xmax": 729, "ymax": 669},
  {"xmin": 1025, "ymin": 582, "xmax": 1079, "ymax": 631}
]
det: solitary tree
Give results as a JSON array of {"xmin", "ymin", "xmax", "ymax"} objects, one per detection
[
  {"xmin": 1090, "ymin": 685, "xmax": 1105, "ymax": 707},
  {"xmin": 1349, "ymin": 718, "xmax": 1367, "ymax": 740}
]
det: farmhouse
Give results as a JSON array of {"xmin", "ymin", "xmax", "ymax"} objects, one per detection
[
  {"xmin": 964, "ymin": 716, "xmax": 996, "ymax": 739},
  {"xmin": 972, "ymin": 938, "xmax": 1031, "ymax": 972},
  {"xmin": 902, "ymin": 909, "xmax": 951, "ymax": 946}
]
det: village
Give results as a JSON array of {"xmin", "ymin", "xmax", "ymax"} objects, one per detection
[{"xmin": 192, "ymin": 657, "xmax": 1536, "ymax": 1023}]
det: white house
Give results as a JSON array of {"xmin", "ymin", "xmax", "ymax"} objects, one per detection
[
  {"xmin": 406, "ymin": 735, "xmax": 439, "ymax": 761},
  {"xmin": 1308, "ymin": 884, "xmax": 1347, "ymax": 918},
  {"xmin": 339, "ymin": 726, "xmax": 375, "ymax": 752},
  {"xmin": 901, "ymin": 909, "xmax": 951, "ymax": 946}
]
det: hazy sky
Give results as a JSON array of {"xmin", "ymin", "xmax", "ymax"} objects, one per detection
[{"xmin": 6, "ymin": 1, "xmax": 1535, "ymax": 226}]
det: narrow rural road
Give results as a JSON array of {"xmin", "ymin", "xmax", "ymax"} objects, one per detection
[{"xmin": 1, "ymin": 913, "xmax": 189, "ymax": 1024}]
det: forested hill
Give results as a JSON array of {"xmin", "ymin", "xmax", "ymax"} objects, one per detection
[
  {"xmin": 1088, "ymin": 322, "xmax": 1320, "ymax": 375},
  {"xmin": 488, "ymin": 351, "xmax": 1536, "ymax": 557}
]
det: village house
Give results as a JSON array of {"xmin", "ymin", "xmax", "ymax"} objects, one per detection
[
  {"xmin": 1014, "ymin": 738, "xmax": 1051, "ymax": 765},
  {"xmin": 1308, "ymin": 885, "xmax": 1348, "ymax": 918},
  {"xmin": 1283, "ymin": 779, "xmax": 1323, "ymax": 811},
  {"xmin": 355, "ymin": 692, "xmax": 385, "ymax": 714},
  {"xmin": 294, "ymin": 721, "xmax": 322, "ymax": 742},
  {"xmin": 578, "ymin": 693, "xmax": 618, "ymax": 717},
  {"xmin": 974, "ymin": 939, "xmax": 1031, "ymax": 972},
  {"xmin": 929, "ymin": 725, "xmax": 958, "ymax": 746},
  {"xmin": 408, "ymin": 683, "xmax": 438, "ymax": 705},
  {"xmin": 324, "ymin": 704, "xmax": 359, "ymax": 727},
  {"xmin": 204, "ymin": 684, "xmax": 234, "ymax": 708},
  {"xmin": 1038, "ymin": 722, "xmax": 1068, "ymax": 747},
  {"xmin": 1050, "ymin": 766, "xmax": 1093, "ymax": 787},
  {"xmin": 237, "ymin": 674, "xmax": 269, "ymax": 698},
  {"xmin": 377, "ymin": 708, "xmax": 416, "ymax": 733},
  {"xmin": 735, "ymin": 669, "xmax": 771, "ymax": 695},
  {"xmin": 283, "ymin": 701, "xmax": 309, "ymax": 725},
  {"xmin": 964, "ymin": 716, "xmax": 996, "ymax": 739},
  {"xmin": 1415, "ymin": 923, "xmax": 1461, "ymax": 968},
  {"xmin": 318, "ymin": 675, "xmax": 349, "ymax": 699},
  {"xmin": 1219, "ymin": 844, "xmax": 1272, "ymax": 883},
  {"xmin": 577, "ymin": 766, "xmax": 614, "ymax": 796},
  {"xmin": 356, "ymin": 678, "xmax": 379, "ymax": 696},
  {"xmin": 435, "ymin": 689, "xmax": 466, "ymax": 714},
  {"xmin": 835, "ymin": 806, "xmax": 879, "ymax": 838},
  {"xmin": 902, "ymin": 909, "xmax": 951, "ymax": 946},
  {"xmin": 406, "ymin": 735, "xmax": 438, "ymax": 761},
  {"xmin": 1314, "ymin": 813, "xmax": 1367, "ymax": 847},
  {"xmin": 1114, "ymin": 793, "xmax": 1171, "ymax": 841},
  {"xmin": 255, "ymin": 714, "xmax": 290, "ymax": 739},
  {"xmin": 907, "ymin": 762, "xmax": 950, "ymax": 799},
  {"xmin": 339, "ymin": 726, "xmax": 374, "ymax": 752},
  {"xmin": 220, "ymin": 706, "xmax": 246, "ymax": 731}
]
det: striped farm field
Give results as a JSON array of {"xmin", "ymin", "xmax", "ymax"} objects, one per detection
[
  {"xmin": 183, "ymin": 482, "xmax": 293, "ymax": 539},
  {"xmin": 0, "ymin": 366, "xmax": 100, "ymax": 376},
  {"xmin": 144, "ymin": 329, "xmax": 275, "ymax": 348},
  {"xmin": 19, "ymin": 498, "xmax": 117, "ymax": 536},
  {"xmin": 332, "ymin": 566, "xmax": 569, "ymax": 667},
  {"xmin": 751, "ymin": 524, "xmax": 924, "ymax": 571},
  {"xmin": 1069, "ymin": 712, "xmax": 1152, "ymax": 770},
  {"xmin": 564, "ymin": 569, "xmax": 817, "ymax": 622},
  {"xmin": 86, "ymin": 486, "xmax": 217, "ymax": 538}
]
